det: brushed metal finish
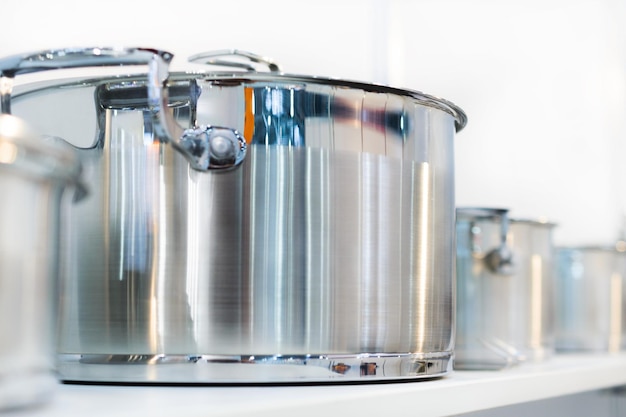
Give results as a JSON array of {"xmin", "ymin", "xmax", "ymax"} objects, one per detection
[
  {"xmin": 59, "ymin": 145, "xmax": 455, "ymax": 355},
  {"xmin": 14, "ymin": 72, "xmax": 460, "ymax": 382}
]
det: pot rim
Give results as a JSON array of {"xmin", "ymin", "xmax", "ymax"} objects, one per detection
[
  {"xmin": 12, "ymin": 70, "xmax": 468, "ymax": 133},
  {"xmin": 456, "ymin": 207, "xmax": 508, "ymax": 220},
  {"xmin": 557, "ymin": 244, "xmax": 626, "ymax": 253},
  {"xmin": 184, "ymin": 71, "xmax": 468, "ymax": 132},
  {"xmin": 509, "ymin": 217, "xmax": 557, "ymax": 227}
]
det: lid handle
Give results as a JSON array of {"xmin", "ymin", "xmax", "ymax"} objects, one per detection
[
  {"xmin": 0, "ymin": 47, "xmax": 246, "ymax": 171},
  {"xmin": 188, "ymin": 49, "xmax": 281, "ymax": 72}
]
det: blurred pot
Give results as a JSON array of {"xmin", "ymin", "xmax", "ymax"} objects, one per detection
[
  {"xmin": 507, "ymin": 218, "xmax": 556, "ymax": 362},
  {"xmin": 555, "ymin": 246, "xmax": 626, "ymax": 352},
  {"xmin": 0, "ymin": 114, "xmax": 82, "ymax": 410},
  {"xmin": 455, "ymin": 208, "xmax": 555, "ymax": 370}
]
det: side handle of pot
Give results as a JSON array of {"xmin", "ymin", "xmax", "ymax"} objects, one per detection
[
  {"xmin": 0, "ymin": 47, "xmax": 246, "ymax": 171},
  {"xmin": 480, "ymin": 213, "xmax": 515, "ymax": 275}
]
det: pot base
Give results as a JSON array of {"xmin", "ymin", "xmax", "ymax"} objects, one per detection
[{"xmin": 57, "ymin": 352, "xmax": 452, "ymax": 383}]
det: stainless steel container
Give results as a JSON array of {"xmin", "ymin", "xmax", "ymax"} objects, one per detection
[
  {"xmin": 0, "ymin": 115, "xmax": 82, "ymax": 410},
  {"xmin": 455, "ymin": 208, "xmax": 555, "ymax": 370},
  {"xmin": 1, "ymin": 48, "xmax": 467, "ymax": 383},
  {"xmin": 507, "ymin": 218, "xmax": 556, "ymax": 362},
  {"xmin": 555, "ymin": 246, "xmax": 626, "ymax": 352}
]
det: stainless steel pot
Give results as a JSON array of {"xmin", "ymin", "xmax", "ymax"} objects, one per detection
[
  {"xmin": 555, "ymin": 246, "xmax": 626, "ymax": 352},
  {"xmin": 1, "ymin": 48, "xmax": 467, "ymax": 383},
  {"xmin": 455, "ymin": 208, "xmax": 555, "ymax": 370},
  {"xmin": 455, "ymin": 208, "xmax": 518, "ymax": 370},
  {"xmin": 507, "ymin": 218, "xmax": 556, "ymax": 362},
  {"xmin": 0, "ymin": 114, "xmax": 82, "ymax": 409}
]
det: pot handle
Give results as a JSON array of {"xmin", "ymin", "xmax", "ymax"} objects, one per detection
[
  {"xmin": 0, "ymin": 47, "xmax": 247, "ymax": 171},
  {"xmin": 188, "ymin": 49, "xmax": 281, "ymax": 72},
  {"xmin": 482, "ymin": 213, "xmax": 515, "ymax": 275},
  {"xmin": 466, "ymin": 208, "xmax": 514, "ymax": 275}
]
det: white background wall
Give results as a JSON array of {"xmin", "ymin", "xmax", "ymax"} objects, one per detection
[{"xmin": 2, "ymin": 0, "xmax": 626, "ymax": 246}]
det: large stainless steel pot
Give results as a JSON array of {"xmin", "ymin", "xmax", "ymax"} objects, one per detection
[
  {"xmin": 0, "ymin": 114, "xmax": 82, "ymax": 409},
  {"xmin": 1, "ymin": 48, "xmax": 467, "ymax": 383}
]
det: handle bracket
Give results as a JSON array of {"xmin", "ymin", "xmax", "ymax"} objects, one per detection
[{"xmin": 0, "ymin": 47, "xmax": 246, "ymax": 171}]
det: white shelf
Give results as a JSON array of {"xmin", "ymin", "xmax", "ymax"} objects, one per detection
[{"xmin": 9, "ymin": 353, "xmax": 626, "ymax": 417}]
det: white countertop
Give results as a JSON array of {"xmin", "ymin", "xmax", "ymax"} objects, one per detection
[{"xmin": 9, "ymin": 353, "xmax": 626, "ymax": 417}]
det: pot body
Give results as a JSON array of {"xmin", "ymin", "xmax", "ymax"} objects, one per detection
[
  {"xmin": 555, "ymin": 247, "xmax": 626, "ymax": 352},
  {"xmin": 14, "ymin": 73, "xmax": 463, "ymax": 382},
  {"xmin": 0, "ymin": 115, "xmax": 80, "ymax": 410},
  {"xmin": 507, "ymin": 219, "xmax": 556, "ymax": 361},
  {"xmin": 455, "ymin": 209, "xmax": 555, "ymax": 370}
]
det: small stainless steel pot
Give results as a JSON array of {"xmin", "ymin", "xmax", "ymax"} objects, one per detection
[
  {"xmin": 0, "ymin": 114, "xmax": 82, "ymax": 410},
  {"xmin": 455, "ymin": 208, "xmax": 555, "ymax": 370},
  {"xmin": 1, "ymin": 48, "xmax": 467, "ymax": 383},
  {"xmin": 507, "ymin": 218, "xmax": 556, "ymax": 362},
  {"xmin": 555, "ymin": 246, "xmax": 626, "ymax": 352}
]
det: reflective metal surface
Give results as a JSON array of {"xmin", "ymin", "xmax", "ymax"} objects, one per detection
[
  {"xmin": 555, "ymin": 246, "xmax": 626, "ymax": 352},
  {"xmin": 455, "ymin": 209, "xmax": 555, "ymax": 370},
  {"xmin": 12, "ymin": 61, "xmax": 463, "ymax": 382},
  {"xmin": 58, "ymin": 352, "xmax": 451, "ymax": 383},
  {"xmin": 0, "ymin": 114, "xmax": 81, "ymax": 409}
]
